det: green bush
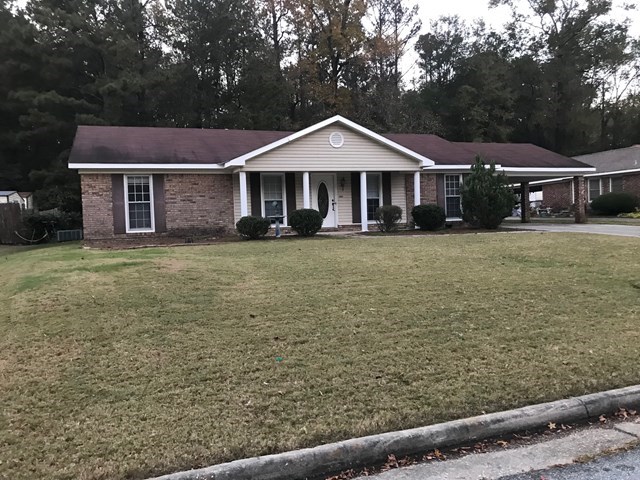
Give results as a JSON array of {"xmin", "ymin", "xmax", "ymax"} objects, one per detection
[
  {"xmin": 21, "ymin": 210, "xmax": 83, "ymax": 243},
  {"xmin": 236, "ymin": 216, "xmax": 270, "ymax": 239},
  {"xmin": 375, "ymin": 205, "xmax": 403, "ymax": 232},
  {"xmin": 591, "ymin": 192, "xmax": 638, "ymax": 215},
  {"xmin": 411, "ymin": 204, "xmax": 446, "ymax": 231},
  {"xmin": 461, "ymin": 156, "xmax": 514, "ymax": 229},
  {"xmin": 289, "ymin": 209, "xmax": 324, "ymax": 237}
]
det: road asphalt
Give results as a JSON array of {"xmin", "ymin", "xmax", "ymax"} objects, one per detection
[
  {"xmin": 356, "ymin": 421, "xmax": 640, "ymax": 480},
  {"xmin": 505, "ymin": 223, "xmax": 640, "ymax": 237}
]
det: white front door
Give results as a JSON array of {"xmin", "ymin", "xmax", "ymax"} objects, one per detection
[{"xmin": 311, "ymin": 174, "xmax": 337, "ymax": 228}]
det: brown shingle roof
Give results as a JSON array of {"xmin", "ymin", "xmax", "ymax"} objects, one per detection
[
  {"xmin": 382, "ymin": 134, "xmax": 473, "ymax": 165},
  {"xmin": 69, "ymin": 126, "xmax": 292, "ymax": 165},
  {"xmin": 454, "ymin": 142, "xmax": 592, "ymax": 169},
  {"xmin": 68, "ymin": 125, "xmax": 589, "ymax": 169}
]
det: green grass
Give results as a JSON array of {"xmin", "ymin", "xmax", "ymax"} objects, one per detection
[{"xmin": 1, "ymin": 234, "xmax": 640, "ymax": 479}]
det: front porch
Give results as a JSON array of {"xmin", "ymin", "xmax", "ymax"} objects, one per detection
[{"xmin": 234, "ymin": 170, "xmax": 422, "ymax": 232}]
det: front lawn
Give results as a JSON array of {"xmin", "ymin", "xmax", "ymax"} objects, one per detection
[{"xmin": 1, "ymin": 234, "xmax": 639, "ymax": 479}]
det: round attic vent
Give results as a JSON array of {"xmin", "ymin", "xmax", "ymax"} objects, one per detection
[{"xmin": 329, "ymin": 131, "xmax": 344, "ymax": 148}]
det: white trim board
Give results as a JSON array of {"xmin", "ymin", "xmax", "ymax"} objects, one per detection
[{"xmin": 71, "ymin": 163, "xmax": 226, "ymax": 170}]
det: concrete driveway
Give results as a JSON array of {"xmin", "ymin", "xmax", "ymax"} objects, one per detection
[{"xmin": 506, "ymin": 223, "xmax": 640, "ymax": 238}]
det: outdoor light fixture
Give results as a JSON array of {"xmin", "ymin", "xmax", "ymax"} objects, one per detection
[{"xmin": 340, "ymin": 176, "xmax": 346, "ymax": 191}]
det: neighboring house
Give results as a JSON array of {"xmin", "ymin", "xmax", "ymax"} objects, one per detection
[
  {"xmin": 0, "ymin": 191, "xmax": 34, "ymax": 209},
  {"xmin": 535, "ymin": 145, "xmax": 640, "ymax": 210},
  {"xmin": 17, "ymin": 192, "xmax": 34, "ymax": 210},
  {"xmin": 68, "ymin": 116, "xmax": 594, "ymax": 240},
  {"xmin": 0, "ymin": 191, "xmax": 25, "ymax": 207}
]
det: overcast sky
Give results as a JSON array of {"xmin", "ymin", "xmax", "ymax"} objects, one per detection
[{"xmin": 402, "ymin": 0, "xmax": 640, "ymax": 84}]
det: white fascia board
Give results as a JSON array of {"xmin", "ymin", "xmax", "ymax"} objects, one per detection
[
  {"xmin": 224, "ymin": 115, "xmax": 435, "ymax": 168},
  {"xmin": 499, "ymin": 167, "xmax": 596, "ymax": 174},
  {"xmin": 585, "ymin": 167, "xmax": 640, "ymax": 177},
  {"xmin": 69, "ymin": 163, "xmax": 226, "ymax": 170},
  {"xmin": 529, "ymin": 177, "xmax": 572, "ymax": 186},
  {"xmin": 530, "ymin": 167, "xmax": 640, "ymax": 186}
]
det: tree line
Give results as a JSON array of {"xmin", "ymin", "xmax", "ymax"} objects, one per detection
[{"xmin": 1, "ymin": 0, "xmax": 639, "ymax": 211}]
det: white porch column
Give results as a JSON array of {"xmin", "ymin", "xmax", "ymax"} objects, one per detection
[
  {"xmin": 360, "ymin": 171, "xmax": 368, "ymax": 232},
  {"xmin": 414, "ymin": 171, "xmax": 421, "ymax": 207},
  {"xmin": 303, "ymin": 171, "xmax": 311, "ymax": 208},
  {"xmin": 239, "ymin": 171, "xmax": 248, "ymax": 217}
]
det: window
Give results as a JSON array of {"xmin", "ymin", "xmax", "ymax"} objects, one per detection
[
  {"xmin": 611, "ymin": 176, "xmax": 624, "ymax": 193},
  {"xmin": 445, "ymin": 175, "xmax": 463, "ymax": 218},
  {"xmin": 588, "ymin": 178, "xmax": 602, "ymax": 202},
  {"xmin": 366, "ymin": 173, "xmax": 381, "ymax": 221},
  {"xmin": 262, "ymin": 174, "xmax": 286, "ymax": 224},
  {"xmin": 125, "ymin": 175, "xmax": 154, "ymax": 232}
]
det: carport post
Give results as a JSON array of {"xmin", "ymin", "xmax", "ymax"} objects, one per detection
[
  {"xmin": 573, "ymin": 176, "xmax": 587, "ymax": 224},
  {"xmin": 520, "ymin": 181, "xmax": 531, "ymax": 223}
]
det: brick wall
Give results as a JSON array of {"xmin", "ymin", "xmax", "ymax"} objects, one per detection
[
  {"xmin": 81, "ymin": 174, "xmax": 114, "ymax": 239},
  {"xmin": 404, "ymin": 173, "xmax": 437, "ymax": 221},
  {"xmin": 542, "ymin": 181, "xmax": 572, "ymax": 210},
  {"xmin": 165, "ymin": 174, "xmax": 234, "ymax": 235},
  {"xmin": 80, "ymin": 173, "xmax": 235, "ymax": 240},
  {"xmin": 624, "ymin": 173, "xmax": 640, "ymax": 198}
]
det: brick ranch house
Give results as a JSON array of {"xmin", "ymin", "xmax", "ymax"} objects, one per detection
[
  {"xmin": 68, "ymin": 116, "xmax": 595, "ymax": 240},
  {"xmin": 534, "ymin": 145, "xmax": 640, "ymax": 211}
]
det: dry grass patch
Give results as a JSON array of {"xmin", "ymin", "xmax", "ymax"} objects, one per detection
[{"xmin": 0, "ymin": 234, "xmax": 639, "ymax": 479}]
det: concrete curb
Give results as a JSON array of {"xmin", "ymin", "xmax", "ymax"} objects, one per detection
[{"xmin": 148, "ymin": 385, "xmax": 640, "ymax": 480}]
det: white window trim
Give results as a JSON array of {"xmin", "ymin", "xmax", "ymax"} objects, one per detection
[
  {"xmin": 124, "ymin": 174, "xmax": 155, "ymax": 233},
  {"xmin": 444, "ymin": 174, "xmax": 463, "ymax": 219},
  {"xmin": 588, "ymin": 178, "xmax": 602, "ymax": 202},
  {"xmin": 260, "ymin": 173, "xmax": 288, "ymax": 226},
  {"xmin": 366, "ymin": 172, "xmax": 383, "ymax": 224}
]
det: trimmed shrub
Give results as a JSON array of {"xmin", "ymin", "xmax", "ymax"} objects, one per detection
[
  {"xmin": 411, "ymin": 204, "xmax": 445, "ymax": 231},
  {"xmin": 375, "ymin": 205, "xmax": 403, "ymax": 232},
  {"xmin": 289, "ymin": 209, "xmax": 324, "ymax": 237},
  {"xmin": 236, "ymin": 215, "xmax": 270, "ymax": 239},
  {"xmin": 591, "ymin": 192, "xmax": 639, "ymax": 215},
  {"xmin": 461, "ymin": 156, "xmax": 514, "ymax": 229}
]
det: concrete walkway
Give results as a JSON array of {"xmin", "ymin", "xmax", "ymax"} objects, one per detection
[
  {"xmin": 357, "ymin": 421, "xmax": 640, "ymax": 480},
  {"xmin": 505, "ymin": 223, "xmax": 640, "ymax": 238}
]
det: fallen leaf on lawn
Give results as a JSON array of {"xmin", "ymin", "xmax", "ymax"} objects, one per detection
[
  {"xmin": 599, "ymin": 415, "xmax": 607, "ymax": 423},
  {"xmin": 547, "ymin": 422, "xmax": 557, "ymax": 430},
  {"xmin": 496, "ymin": 440, "xmax": 509, "ymax": 447}
]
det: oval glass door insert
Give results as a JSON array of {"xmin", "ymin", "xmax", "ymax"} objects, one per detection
[{"xmin": 317, "ymin": 182, "xmax": 329, "ymax": 218}]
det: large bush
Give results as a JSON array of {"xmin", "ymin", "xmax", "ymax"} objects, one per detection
[
  {"xmin": 236, "ymin": 215, "xmax": 270, "ymax": 239},
  {"xmin": 591, "ymin": 192, "xmax": 638, "ymax": 215},
  {"xmin": 21, "ymin": 210, "xmax": 83, "ymax": 243},
  {"xmin": 375, "ymin": 205, "xmax": 403, "ymax": 232},
  {"xmin": 289, "ymin": 209, "xmax": 324, "ymax": 236},
  {"xmin": 411, "ymin": 204, "xmax": 445, "ymax": 231},
  {"xmin": 461, "ymin": 156, "xmax": 514, "ymax": 229}
]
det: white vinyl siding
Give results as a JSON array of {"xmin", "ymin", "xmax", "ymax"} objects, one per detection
[
  {"xmin": 242, "ymin": 125, "xmax": 420, "ymax": 172},
  {"xmin": 391, "ymin": 173, "xmax": 408, "ymax": 223},
  {"xmin": 337, "ymin": 173, "xmax": 353, "ymax": 225}
]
